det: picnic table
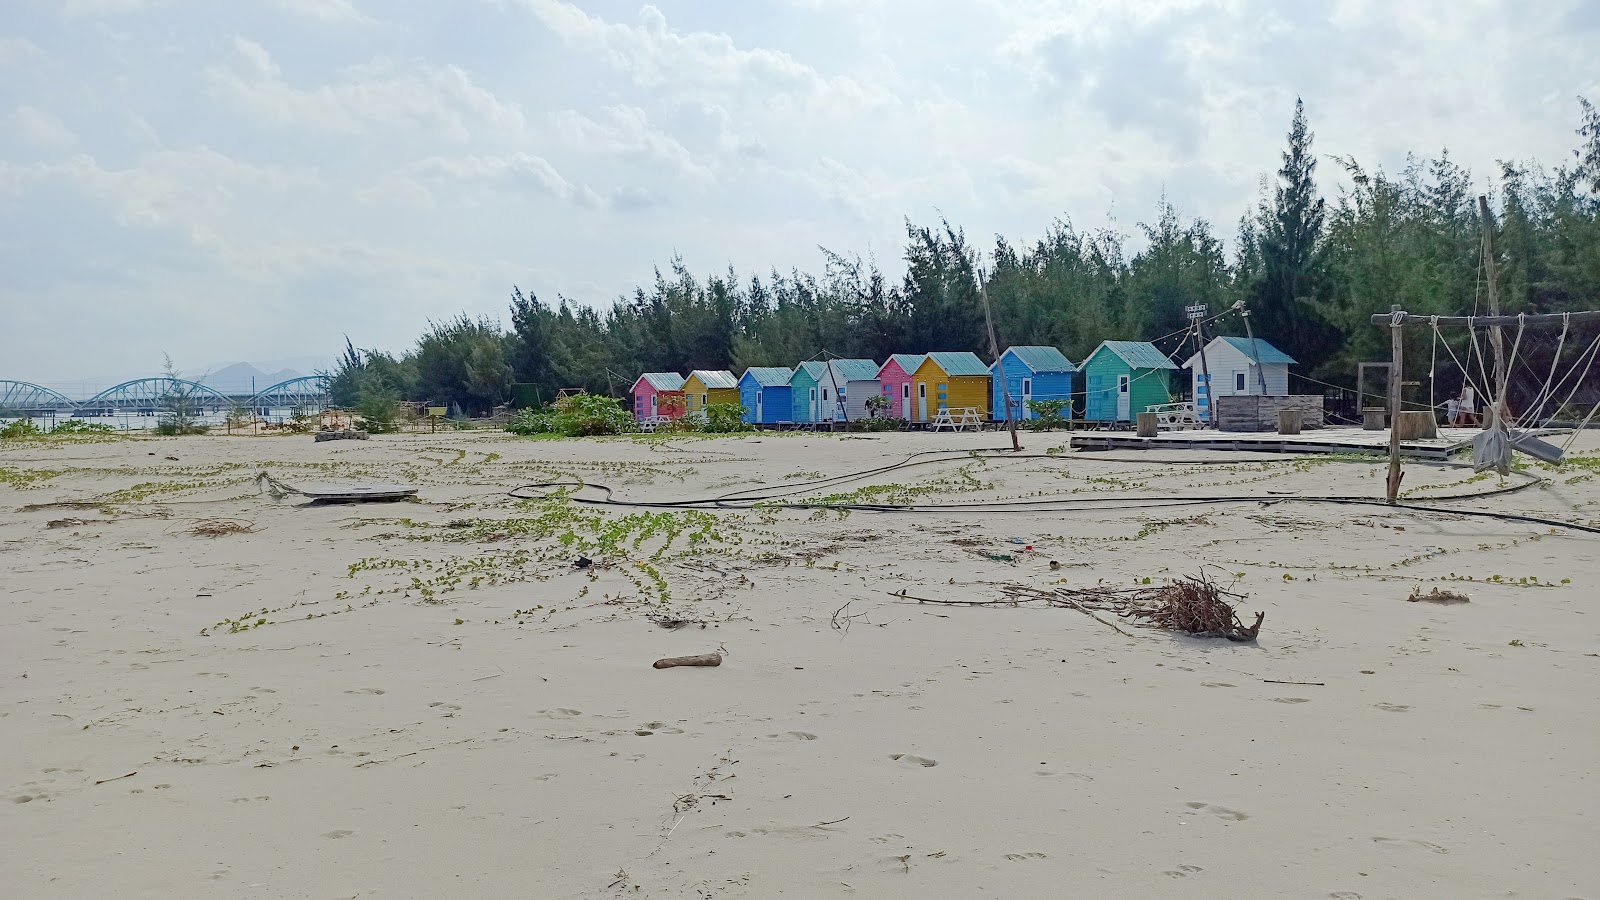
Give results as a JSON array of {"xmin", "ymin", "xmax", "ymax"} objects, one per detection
[
  {"xmin": 1145, "ymin": 402, "xmax": 1201, "ymax": 431},
  {"xmin": 929, "ymin": 407, "xmax": 985, "ymax": 432}
]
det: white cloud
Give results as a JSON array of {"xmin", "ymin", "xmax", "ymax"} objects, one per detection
[
  {"xmin": 272, "ymin": 0, "xmax": 373, "ymax": 25},
  {"xmin": 9, "ymin": 105, "xmax": 77, "ymax": 149},
  {"xmin": 58, "ymin": 0, "xmax": 163, "ymax": 17},
  {"xmin": 205, "ymin": 38, "xmax": 525, "ymax": 139},
  {"xmin": 515, "ymin": 0, "xmax": 893, "ymax": 115},
  {"xmin": 552, "ymin": 105, "xmax": 713, "ymax": 184},
  {"xmin": 406, "ymin": 153, "xmax": 604, "ymax": 208},
  {"xmin": 0, "ymin": 36, "xmax": 47, "ymax": 65}
]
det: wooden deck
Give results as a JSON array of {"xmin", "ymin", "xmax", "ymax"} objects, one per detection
[{"xmin": 1067, "ymin": 426, "xmax": 1532, "ymax": 460}]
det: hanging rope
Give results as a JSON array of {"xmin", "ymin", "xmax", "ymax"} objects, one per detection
[{"xmin": 1519, "ymin": 312, "xmax": 1571, "ymax": 428}]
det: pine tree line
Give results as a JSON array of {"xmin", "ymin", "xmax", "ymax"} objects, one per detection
[{"xmin": 330, "ymin": 99, "xmax": 1600, "ymax": 415}]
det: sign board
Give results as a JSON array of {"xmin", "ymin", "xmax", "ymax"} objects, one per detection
[
  {"xmin": 1185, "ymin": 304, "xmax": 1208, "ymax": 321},
  {"xmin": 427, "ymin": 407, "xmax": 447, "ymax": 418}
]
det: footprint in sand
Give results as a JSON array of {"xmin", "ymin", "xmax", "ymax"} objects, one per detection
[
  {"xmin": 539, "ymin": 708, "xmax": 582, "ymax": 718},
  {"xmin": 1328, "ymin": 892, "xmax": 1363, "ymax": 899},
  {"xmin": 1164, "ymin": 865, "xmax": 1204, "ymax": 878},
  {"xmin": 1184, "ymin": 802, "xmax": 1249, "ymax": 821},
  {"xmin": 1372, "ymin": 837, "xmax": 1448, "ymax": 854},
  {"xmin": 1271, "ymin": 697, "xmax": 1312, "ymax": 704},
  {"xmin": 889, "ymin": 753, "xmax": 938, "ymax": 768},
  {"xmin": 344, "ymin": 688, "xmax": 385, "ymax": 695},
  {"xmin": 1201, "ymin": 682, "xmax": 1235, "ymax": 688},
  {"xmin": 1374, "ymin": 703, "xmax": 1410, "ymax": 712},
  {"xmin": 1004, "ymin": 852, "xmax": 1048, "ymax": 861},
  {"xmin": 428, "ymin": 701, "xmax": 461, "ymax": 710},
  {"xmin": 764, "ymin": 731, "xmax": 818, "ymax": 741},
  {"xmin": 322, "ymin": 830, "xmax": 354, "ymax": 839}
]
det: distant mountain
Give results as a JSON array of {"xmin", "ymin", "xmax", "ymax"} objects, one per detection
[{"xmin": 198, "ymin": 363, "xmax": 306, "ymax": 395}]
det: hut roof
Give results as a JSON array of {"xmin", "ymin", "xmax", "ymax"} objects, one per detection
[
  {"xmin": 924, "ymin": 351, "xmax": 990, "ymax": 376},
  {"xmin": 687, "ymin": 369, "xmax": 738, "ymax": 389},
  {"xmin": 635, "ymin": 372, "xmax": 686, "ymax": 391},
  {"xmin": 793, "ymin": 361, "xmax": 830, "ymax": 382},
  {"xmin": 1000, "ymin": 346, "xmax": 1077, "ymax": 373},
  {"xmin": 1213, "ymin": 336, "xmax": 1297, "ymax": 365},
  {"xmin": 1091, "ymin": 341, "xmax": 1178, "ymax": 371},
  {"xmin": 742, "ymin": 366, "xmax": 793, "ymax": 387},
  {"xmin": 826, "ymin": 359, "xmax": 882, "ymax": 382},
  {"xmin": 879, "ymin": 354, "xmax": 925, "ymax": 376}
]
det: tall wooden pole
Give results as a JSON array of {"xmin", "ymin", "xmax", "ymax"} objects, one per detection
[
  {"xmin": 1194, "ymin": 317, "xmax": 1215, "ymax": 427},
  {"xmin": 1385, "ymin": 305, "xmax": 1405, "ymax": 502},
  {"xmin": 1477, "ymin": 195, "xmax": 1506, "ymax": 427},
  {"xmin": 978, "ymin": 269, "xmax": 1020, "ymax": 451},
  {"xmin": 1237, "ymin": 302, "xmax": 1270, "ymax": 395}
]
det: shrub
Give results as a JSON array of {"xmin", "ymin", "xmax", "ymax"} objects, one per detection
[
  {"xmin": 865, "ymin": 394, "xmax": 891, "ymax": 417},
  {"xmin": 505, "ymin": 393, "xmax": 635, "ymax": 437},
  {"xmin": 1, "ymin": 418, "xmax": 43, "ymax": 439},
  {"xmin": 855, "ymin": 416, "xmax": 904, "ymax": 432},
  {"xmin": 48, "ymin": 420, "xmax": 114, "ymax": 435},
  {"xmin": 353, "ymin": 371, "xmax": 401, "ymax": 433},
  {"xmin": 1025, "ymin": 399, "xmax": 1072, "ymax": 432},
  {"xmin": 698, "ymin": 403, "xmax": 752, "ymax": 433}
]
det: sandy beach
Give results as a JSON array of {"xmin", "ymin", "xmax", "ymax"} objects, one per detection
[{"xmin": 3, "ymin": 429, "xmax": 1597, "ymax": 899}]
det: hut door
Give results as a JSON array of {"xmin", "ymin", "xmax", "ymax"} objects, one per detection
[
  {"xmin": 1021, "ymin": 377, "xmax": 1033, "ymax": 419},
  {"xmin": 1117, "ymin": 375, "xmax": 1131, "ymax": 420},
  {"xmin": 756, "ymin": 393, "xmax": 763, "ymax": 421},
  {"xmin": 651, "ymin": 395, "xmax": 658, "ymax": 416},
  {"xmin": 917, "ymin": 383, "xmax": 927, "ymax": 421},
  {"xmin": 902, "ymin": 383, "xmax": 911, "ymax": 419}
]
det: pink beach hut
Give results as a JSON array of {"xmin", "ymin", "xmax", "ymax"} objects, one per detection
[
  {"xmin": 876, "ymin": 354, "xmax": 924, "ymax": 421},
  {"xmin": 631, "ymin": 372, "xmax": 687, "ymax": 421}
]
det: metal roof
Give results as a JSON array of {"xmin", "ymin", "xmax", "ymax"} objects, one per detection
[
  {"xmin": 1214, "ymin": 336, "xmax": 1297, "ymax": 365},
  {"xmin": 923, "ymin": 351, "xmax": 990, "ymax": 377},
  {"xmin": 997, "ymin": 346, "xmax": 1076, "ymax": 373},
  {"xmin": 635, "ymin": 372, "xmax": 685, "ymax": 391},
  {"xmin": 741, "ymin": 366, "xmax": 793, "ymax": 387},
  {"xmin": 826, "ymin": 359, "xmax": 881, "ymax": 382},
  {"xmin": 1090, "ymin": 341, "xmax": 1178, "ymax": 371},
  {"xmin": 878, "ymin": 354, "xmax": 924, "ymax": 377},
  {"xmin": 687, "ymin": 369, "xmax": 739, "ymax": 389},
  {"xmin": 791, "ymin": 361, "xmax": 830, "ymax": 383}
]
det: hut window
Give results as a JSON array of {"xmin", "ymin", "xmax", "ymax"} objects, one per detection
[
  {"xmin": 903, "ymin": 384, "xmax": 911, "ymax": 399},
  {"xmin": 1118, "ymin": 375, "xmax": 1130, "ymax": 394},
  {"xmin": 822, "ymin": 388, "xmax": 830, "ymax": 401},
  {"xmin": 702, "ymin": 393, "xmax": 709, "ymax": 407},
  {"xmin": 1234, "ymin": 372, "xmax": 1246, "ymax": 391}
]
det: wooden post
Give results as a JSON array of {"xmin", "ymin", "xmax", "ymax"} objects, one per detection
[
  {"xmin": 1386, "ymin": 305, "xmax": 1405, "ymax": 502},
  {"xmin": 1478, "ymin": 195, "xmax": 1506, "ymax": 427},
  {"xmin": 978, "ymin": 269, "xmax": 1020, "ymax": 451},
  {"xmin": 1194, "ymin": 320, "xmax": 1215, "ymax": 427},
  {"xmin": 1238, "ymin": 302, "xmax": 1271, "ymax": 395}
]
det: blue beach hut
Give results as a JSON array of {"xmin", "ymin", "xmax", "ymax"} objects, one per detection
[
  {"xmin": 738, "ymin": 367, "xmax": 793, "ymax": 425},
  {"xmin": 990, "ymin": 346, "xmax": 1078, "ymax": 421}
]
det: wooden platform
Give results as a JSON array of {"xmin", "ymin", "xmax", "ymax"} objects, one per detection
[{"xmin": 1067, "ymin": 426, "xmax": 1532, "ymax": 460}]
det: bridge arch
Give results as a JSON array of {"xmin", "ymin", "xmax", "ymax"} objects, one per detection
[
  {"xmin": 0, "ymin": 381, "xmax": 77, "ymax": 414},
  {"xmin": 81, "ymin": 377, "xmax": 234, "ymax": 411},
  {"xmin": 246, "ymin": 375, "xmax": 331, "ymax": 411}
]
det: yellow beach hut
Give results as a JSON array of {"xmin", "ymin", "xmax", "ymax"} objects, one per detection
[
  {"xmin": 683, "ymin": 370, "xmax": 740, "ymax": 415},
  {"xmin": 909, "ymin": 352, "xmax": 990, "ymax": 423}
]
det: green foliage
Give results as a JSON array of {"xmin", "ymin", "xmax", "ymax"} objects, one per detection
[
  {"xmin": 1, "ymin": 418, "xmax": 43, "ymax": 439},
  {"xmin": 698, "ymin": 402, "xmax": 751, "ymax": 433},
  {"xmin": 155, "ymin": 354, "xmax": 209, "ymax": 435},
  {"xmin": 353, "ymin": 369, "xmax": 402, "ymax": 434},
  {"xmin": 505, "ymin": 393, "xmax": 635, "ymax": 437},
  {"xmin": 864, "ymin": 394, "xmax": 891, "ymax": 417},
  {"xmin": 1025, "ymin": 399, "xmax": 1072, "ymax": 431}
]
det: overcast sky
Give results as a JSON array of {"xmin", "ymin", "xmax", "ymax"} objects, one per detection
[{"xmin": 3, "ymin": 0, "xmax": 1596, "ymax": 384}]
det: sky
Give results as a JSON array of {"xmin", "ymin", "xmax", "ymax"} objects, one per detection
[{"xmin": 2, "ymin": 0, "xmax": 1596, "ymax": 384}]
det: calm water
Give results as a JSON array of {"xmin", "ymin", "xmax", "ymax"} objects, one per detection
[{"xmin": 3, "ymin": 408, "xmax": 303, "ymax": 432}]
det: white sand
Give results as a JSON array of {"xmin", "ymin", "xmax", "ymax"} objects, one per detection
[{"xmin": 3, "ymin": 429, "xmax": 1597, "ymax": 898}]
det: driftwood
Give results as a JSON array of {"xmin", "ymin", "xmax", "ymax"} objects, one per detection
[
  {"xmin": 1002, "ymin": 572, "xmax": 1265, "ymax": 642},
  {"xmin": 652, "ymin": 653, "xmax": 723, "ymax": 669}
]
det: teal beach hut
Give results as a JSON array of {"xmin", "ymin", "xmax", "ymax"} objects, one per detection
[{"xmin": 1081, "ymin": 341, "xmax": 1177, "ymax": 423}]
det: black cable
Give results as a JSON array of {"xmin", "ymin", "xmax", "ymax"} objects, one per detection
[{"xmin": 505, "ymin": 449, "xmax": 1599, "ymax": 535}]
